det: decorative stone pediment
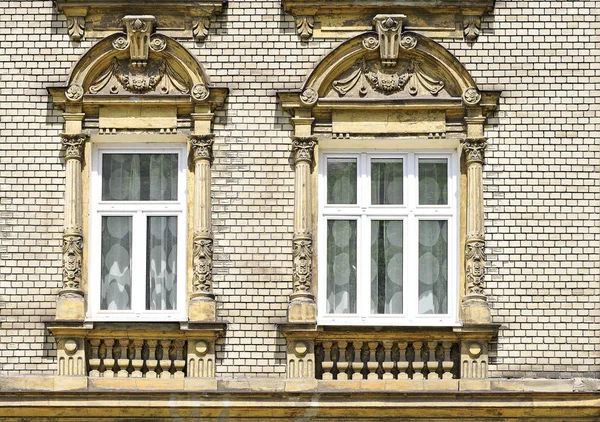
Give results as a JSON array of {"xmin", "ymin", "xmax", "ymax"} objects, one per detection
[
  {"xmin": 54, "ymin": 1, "xmax": 225, "ymax": 41},
  {"xmin": 282, "ymin": 0, "xmax": 495, "ymax": 42}
]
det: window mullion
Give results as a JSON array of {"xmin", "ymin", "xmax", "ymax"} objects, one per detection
[{"xmin": 130, "ymin": 211, "xmax": 147, "ymax": 314}]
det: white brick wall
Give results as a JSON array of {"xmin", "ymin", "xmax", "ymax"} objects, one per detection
[{"xmin": 0, "ymin": 0, "xmax": 598, "ymax": 378}]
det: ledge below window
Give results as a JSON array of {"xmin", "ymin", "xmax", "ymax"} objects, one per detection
[
  {"xmin": 46, "ymin": 321, "xmax": 226, "ymax": 379},
  {"xmin": 280, "ymin": 322, "xmax": 500, "ymax": 381}
]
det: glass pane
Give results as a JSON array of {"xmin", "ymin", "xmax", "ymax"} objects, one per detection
[
  {"xmin": 326, "ymin": 220, "xmax": 357, "ymax": 314},
  {"xmin": 101, "ymin": 216, "xmax": 132, "ymax": 310},
  {"xmin": 102, "ymin": 154, "xmax": 178, "ymax": 201},
  {"xmin": 146, "ymin": 216, "xmax": 178, "ymax": 311},
  {"xmin": 418, "ymin": 220, "xmax": 448, "ymax": 314},
  {"xmin": 419, "ymin": 158, "xmax": 448, "ymax": 205},
  {"xmin": 371, "ymin": 159, "xmax": 403, "ymax": 205},
  {"xmin": 327, "ymin": 158, "xmax": 357, "ymax": 204},
  {"xmin": 371, "ymin": 220, "xmax": 403, "ymax": 314}
]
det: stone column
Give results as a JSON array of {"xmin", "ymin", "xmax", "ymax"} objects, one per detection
[
  {"xmin": 56, "ymin": 133, "xmax": 89, "ymax": 321},
  {"xmin": 461, "ymin": 130, "xmax": 491, "ymax": 324},
  {"xmin": 188, "ymin": 134, "xmax": 216, "ymax": 322},
  {"xmin": 289, "ymin": 136, "xmax": 318, "ymax": 323}
]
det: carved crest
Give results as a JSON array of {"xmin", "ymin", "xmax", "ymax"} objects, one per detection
[
  {"xmin": 89, "ymin": 58, "xmax": 189, "ymax": 95},
  {"xmin": 332, "ymin": 59, "xmax": 444, "ymax": 98},
  {"xmin": 192, "ymin": 235, "xmax": 213, "ymax": 293}
]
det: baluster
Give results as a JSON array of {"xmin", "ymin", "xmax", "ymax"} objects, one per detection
[
  {"xmin": 442, "ymin": 341, "xmax": 454, "ymax": 379},
  {"xmin": 145, "ymin": 340, "xmax": 158, "ymax": 378},
  {"xmin": 158, "ymin": 340, "xmax": 173, "ymax": 379},
  {"xmin": 321, "ymin": 341, "xmax": 334, "ymax": 380},
  {"xmin": 350, "ymin": 342, "xmax": 361, "ymax": 380},
  {"xmin": 117, "ymin": 338, "xmax": 130, "ymax": 377},
  {"xmin": 173, "ymin": 340, "xmax": 186, "ymax": 378},
  {"xmin": 382, "ymin": 341, "xmax": 394, "ymax": 380},
  {"xmin": 131, "ymin": 339, "xmax": 144, "ymax": 378},
  {"xmin": 336, "ymin": 341, "xmax": 348, "ymax": 380},
  {"xmin": 88, "ymin": 339, "xmax": 101, "ymax": 377},
  {"xmin": 426, "ymin": 341, "xmax": 439, "ymax": 380},
  {"xmin": 103, "ymin": 339, "xmax": 116, "ymax": 377},
  {"xmin": 367, "ymin": 341, "xmax": 379, "ymax": 380},
  {"xmin": 397, "ymin": 341, "xmax": 409, "ymax": 380},
  {"xmin": 412, "ymin": 342, "xmax": 424, "ymax": 380}
]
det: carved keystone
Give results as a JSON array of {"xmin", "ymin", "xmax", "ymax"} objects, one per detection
[
  {"xmin": 122, "ymin": 15, "xmax": 156, "ymax": 68},
  {"xmin": 373, "ymin": 14, "xmax": 406, "ymax": 67}
]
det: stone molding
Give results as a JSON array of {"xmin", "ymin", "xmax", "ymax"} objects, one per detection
[
  {"xmin": 282, "ymin": 0, "xmax": 495, "ymax": 41},
  {"xmin": 53, "ymin": 1, "xmax": 225, "ymax": 41}
]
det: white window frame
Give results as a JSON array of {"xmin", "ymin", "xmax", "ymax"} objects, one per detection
[
  {"xmin": 318, "ymin": 150, "xmax": 459, "ymax": 326},
  {"xmin": 88, "ymin": 143, "xmax": 187, "ymax": 321}
]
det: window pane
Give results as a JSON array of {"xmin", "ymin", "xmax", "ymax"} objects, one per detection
[
  {"xmin": 146, "ymin": 216, "xmax": 178, "ymax": 311},
  {"xmin": 102, "ymin": 154, "xmax": 178, "ymax": 201},
  {"xmin": 419, "ymin": 158, "xmax": 448, "ymax": 205},
  {"xmin": 418, "ymin": 220, "xmax": 448, "ymax": 314},
  {"xmin": 101, "ymin": 216, "xmax": 132, "ymax": 310},
  {"xmin": 371, "ymin": 159, "xmax": 403, "ymax": 205},
  {"xmin": 327, "ymin": 158, "xmax": 357, "ymax": 204},
  {"xmin": 326, "ymin": 220, "xmax": 357, "ymax": 314},
  {"xmin": 371, "ymin": 220, "xmax": 403, "ymax": 314}
]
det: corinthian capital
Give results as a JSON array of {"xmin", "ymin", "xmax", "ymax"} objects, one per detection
[
  {"xmin": 462, "ymin": 137, "xmax": 487, "ymax": 165},
  {"xmin": 292, "ymin": 136, "xmax": 317, "ymax": 164},
  {"xmin": 189, "ymin": 134, "xmax": 215, "ymax": 163},
  {"xmin": 60, "ymin": 133, "xmax": 89, "ymax": 161}
]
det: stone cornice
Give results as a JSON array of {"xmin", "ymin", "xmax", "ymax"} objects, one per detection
[
  {"xmin": 53, "ymin": 1, "xmax": 226, "ymax": 41},
  {"xmin": 282, "ymin": 0, "xmax": 496, "ymax": 41}
]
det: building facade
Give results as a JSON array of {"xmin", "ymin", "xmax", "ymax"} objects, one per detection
[{"xmin": 0, "ymin": 0, "xmax": 599, "ymax": 419}]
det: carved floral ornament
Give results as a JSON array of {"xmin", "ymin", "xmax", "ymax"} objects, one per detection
[
  {"xmin": 465, "ymin": 238, "xmax": 486, "ymax": 296},
  {"xmin": 192, "ymin": 234, "xmax": 214, "ymax": 294},
  {"xmin": 189, "ymin": 134, "xmax": 215, "ymax": 162},
  {"xmin": 332, "ymin": 58, "xmax": 444, "ymax": 98},
  {"xmin": 462, "ymin": 138, "xmax": 487, "ymax": 165},
  {"xmin": 463, "ymin": 86, "xmax": 482, "ymax": 105},
  {"xmin": 292, "ymin": 236, "xmax": 313, "ymax": 294},
  {"xmin": 60, "ymin": 133, "xmax": 88, "ymax": 161},
  {"xmin": 292, "ymin": 136, "xmax": 317, "ymax": 164},
  {"xmin": 62, "ymin": 231, "xmax": 83, "ymax": 291}
]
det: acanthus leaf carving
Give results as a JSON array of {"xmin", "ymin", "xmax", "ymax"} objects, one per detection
[
  {"xmin": 292, "ymin": 236, "xmax": 313, "ymax": 293},
  {"xmin": 189, "ymin": 134, "xmax": 215, "ymax": 162},
  {"xmin": 292, "ymin": 136, "xmax": 317, "ymax": 164},
  {"xmin": 67, "ymin": 16, "xmax": 85, "ymax": 41},
  {"xmin": 60, "ymin": 133, "xmax": 88, "ymax": 161},
  {"xmin": 89, "ymin": 58, "xmax": 190, "ymax": 95},
  {"xmin": 192, "ymin": 17, "xmax": 211, "ymax": 42},
  {"xmin": 296, "ymin": 16, "xmax": 314, "ymax": 41},
  {"xmin": 462, "ymin": 138, "xmax": 487, "ymax": 165},
  {"xmin": 333, "ymin": 59, "xmax": 444, "ymax": 97},
  {"xmin": 192, "ymin": 234, "xmax": 213, "ymax": 294},
  {"xmin": 465, "ymin": 239, "xmax": 486, "ymax": 296},
  {"xmin": 464, "ymin": 16, "xmax": 481, "ymax": 42}
]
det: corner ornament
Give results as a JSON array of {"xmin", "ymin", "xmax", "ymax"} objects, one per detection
[
  {"xmin": 192, "ymin": 83, "xmax": 210, "ymax": 102},
  {"xmin": 300, "ymin": 87, "xmax": 318, "ymax": 106},
  {"xmin": 463, "ymin": 87, "xmax": 482, "ymax": 106},
  {"xmin": 65, "ymin": 84, "xmax": 84, "ymax": 102},
  {"xmin": 292, "ymin": 136, "xmax": 317, "ymax": 165}
]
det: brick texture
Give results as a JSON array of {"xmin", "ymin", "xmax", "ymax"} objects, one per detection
[{"xmin": 0, "ymin": 1, "xmax": 598, "ymax": 378}]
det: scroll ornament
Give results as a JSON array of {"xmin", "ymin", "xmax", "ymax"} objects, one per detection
[
  {"xmin": 292, "ymin": 237, "xmax": 313, "ymax": 293},
  {"xmin": 292, "ymin": 136, "xmax": 317, "ymax": 164},
  {"xmin": 332, "ymin": 59, "xmax": 444, "ymax": 97},
  {"xmin": 89, "ymin": 58, "xmax": 189, "ymax": 95},
  {"xmin": 465, "ymin": 239, "xmax": 486, "ymax": 296},
  {"xmin": 192, "ymin": 236, "xmax": 213, "ymax": 293},
  {"xmin": 189, "ymin": 134, "xmax": 215, "ymax": 162}
]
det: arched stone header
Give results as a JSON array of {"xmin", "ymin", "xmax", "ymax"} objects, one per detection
[{"xmin": 50, "ymin": 31, "xmax": 227, "ymax": 114}]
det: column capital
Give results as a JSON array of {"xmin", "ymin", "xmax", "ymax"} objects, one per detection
[
  {"xmin": 189, "ymin": 134, "xmax": 215, "ymax": 163},
  {"xmin": 462, "ymin": 137, "xmax": 487, "ymax": 165},
  {"xmin": 292, "ymin": 136, "xmax": 317, "ymax": 164},
  {"xmin": 60, "ymin": 133, "xmax": 89, "ymax": 161}
]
